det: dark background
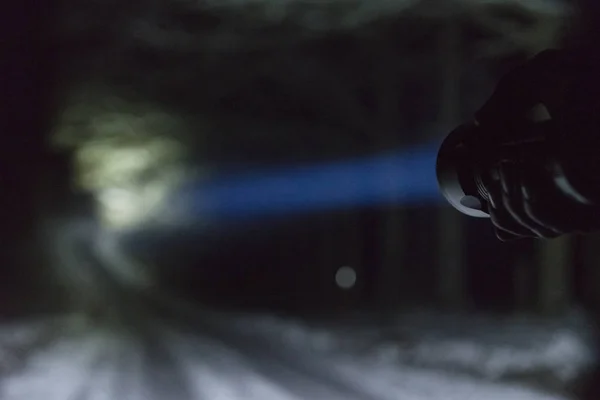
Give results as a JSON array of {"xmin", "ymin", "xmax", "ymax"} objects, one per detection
[
  {"xmin": 1, "ymin": 0, "xmax": 596, "ymax": 319},
  {"xmin": 2, "ymin": 2, "xmax": 600, "ymax": 398}
]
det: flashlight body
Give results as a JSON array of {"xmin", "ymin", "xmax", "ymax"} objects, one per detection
[{"xmin": 435, "ymin": 119, "xmax": 588, "ymax": 218}]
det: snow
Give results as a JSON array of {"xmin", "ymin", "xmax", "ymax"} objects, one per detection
[
  {"xmin": 0, "ymin": 308, "xmax": 594, "ymax": 400},
  {"xmin": 13, "ymin": 198, "xmax": 593, "ymax": 400}
]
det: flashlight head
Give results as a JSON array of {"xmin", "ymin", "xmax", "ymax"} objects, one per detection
[{"xmin": 436, "ymin": 123, "xmax": 491, "ymax": 218}]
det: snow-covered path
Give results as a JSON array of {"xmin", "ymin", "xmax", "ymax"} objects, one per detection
[{"xmin": 0, "ymin": 308, "xmax": 593, "ymax": 400}]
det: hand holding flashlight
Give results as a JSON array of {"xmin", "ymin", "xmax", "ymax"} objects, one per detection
[{"xmin": 437, "ymin": 48, "xmax": 600, "ymax": 241}]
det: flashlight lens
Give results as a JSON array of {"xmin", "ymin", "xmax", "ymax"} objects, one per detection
[{"xmin": 436, "ymin": 124, "xmax": 490, "ymax": 218}]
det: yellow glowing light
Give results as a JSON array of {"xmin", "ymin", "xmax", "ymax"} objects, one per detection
[{"xmin": 51, "ymin": 90, "xmax": 196, "ymax": 229}]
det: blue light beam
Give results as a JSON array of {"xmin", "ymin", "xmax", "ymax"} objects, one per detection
[{"xmin": 181, "ymin": 144, "xmax": 442, "ymax": 224}]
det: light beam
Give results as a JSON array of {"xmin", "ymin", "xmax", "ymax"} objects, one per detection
[{"xmin": 179, "ymin": 144, "xmax": 442, "ymax": 224}]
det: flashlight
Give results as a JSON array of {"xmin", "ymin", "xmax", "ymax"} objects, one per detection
[
  {"xmin": 436, "ymin": 115, "xmax": 598, "ymax": 219},
  {"xmin": 436, "ymin": 115, "xmax": 567, "ymax": 218},
  {"xmin": 436, "ymin": 48, "xmax": 600, "ymax": 224}
]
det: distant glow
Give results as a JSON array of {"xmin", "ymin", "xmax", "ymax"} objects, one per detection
[
  {"xmin": 97, "ymin": 188, "xmax": 141, "ymax": 226},
  {"xmin": 75, "ymin": 137, "xmax": 183, "ymax": 191},
  {"xmin": 96, "ymin": 181, "xmax": 176, "ymax": 229},
  {"xmin": 335, "ymin": 267, "xmax": 357, "ymax": 289},
  {"xmin": 182, "ymin": 144, "xmax": 442, "ymax": 224},
  {"xmin": 72, "ymin": 136, "xmax": 186, "ymax": 229}
]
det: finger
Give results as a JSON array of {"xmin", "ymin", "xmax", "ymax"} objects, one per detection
[
  {"xmin": 488, "ymin": 201, "xmax": 530, "ymax": 238},
  {"xmin": 486, "ymin": 193, "xmax": 527, "ymax": 241},
  {"xmin": 522, "ymin": 201, "xmax": 566, "ymax": 234},
  {"xmin": 523, "ymin": 198, "xmax": 598, "ymax": 236},
  {"xmin": 494, "ymin": 225, "xmax": 523, "ymax": 242},
  {"xmin": 487, "ymin": 199, "xmax": 522, "ymax": 242},
  {"xmin": 518, "ymin": 166, "xmax": 573, "ymax": 235},
  {"xmin": 498, "ymin": 163, "xmax": 558, "ymax": 238},
  {"xmin": 495, "ymin": 163, "xmax": 540, "ymax": 237},
  {"xmin": 502, "ymin": 192, "xmax": 558, "ymax": 239}
]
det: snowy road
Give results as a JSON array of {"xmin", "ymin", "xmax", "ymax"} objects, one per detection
[
  {"xmin": 1, "ymin": 220, "xmax": 594, "ymax": 400},
  {"xmin": 0, "ymin": 308, "xmax": 593, "ymax": 400}
]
